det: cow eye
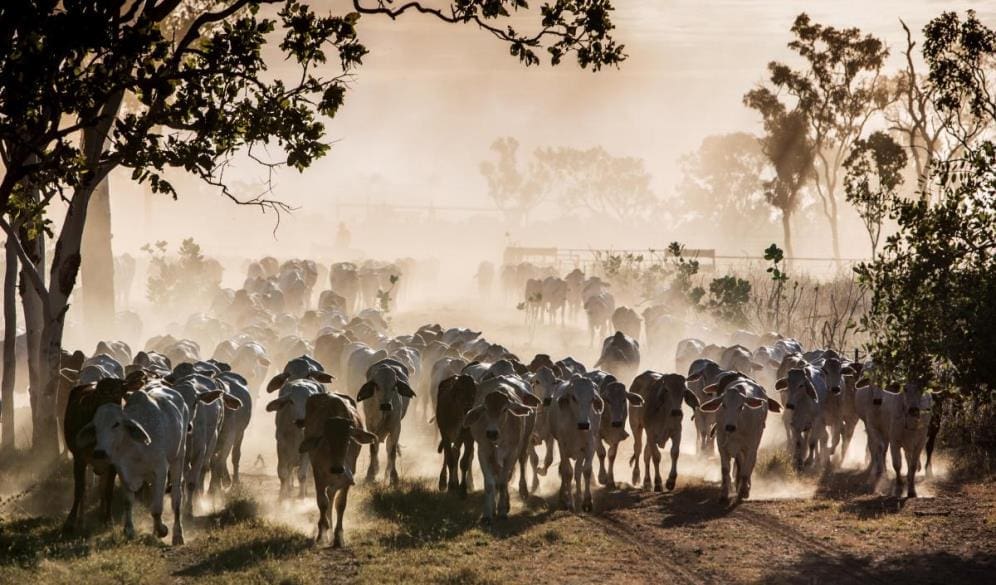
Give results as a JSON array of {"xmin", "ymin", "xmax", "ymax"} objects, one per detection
[{"xmin": 112, "ymin": 422, "xmax": 120, "ymax": 429}]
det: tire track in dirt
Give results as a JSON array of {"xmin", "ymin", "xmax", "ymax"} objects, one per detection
[{"xmin": 582, "ymin": 510, "xmax": 712, "ymax": 585}]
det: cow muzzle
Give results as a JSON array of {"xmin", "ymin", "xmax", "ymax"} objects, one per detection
[
  {"xmin": 670, "ymin": 409, "xmax": 682, "ymax": 417},
  {"xmin": 330, "ymin": 465, "xmax": 346, "ymax": 475},
  {"xmin": 486, "ymin": 429, "xmax": 499, "ymax": 441},
  {"xmin": 379, "ymin": 403, "xmax": 393, "ymax": 412},
  {"xmin": 577, "ymin": 421, "xmax": 590, "ymax": 431},
  {"xmin": 831, "ymin": 386, "xmax": 841, "ymax": 395},
  {"xmin": 611, "ymin": 421, "xmax": 623, "ymax": 428},
  {"xmin": 873, "ymin": 398, "xmax": 882, "ymax": 406},
  {"xmin": 295, "ymin": 419, "xmax": 305, "ymax": 429},
  {"xmin": 785, "ymin": 403, "xmax": 795, "ymax": 410},
  {"xmin": 92, "ymin": 449, "xmax": 108, "ymax": 461},
  {"xmin": 724, "ymin": 424, "xmax": 736, "ymax": 433},
  {"xmin": 542, "ymin": 397, "xmax": 552, "ymax": 407},
  {"xmin": 907, "ymin": 407, "xmax": 920, "ymax": 417}
]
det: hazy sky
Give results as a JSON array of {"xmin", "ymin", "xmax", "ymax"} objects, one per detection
[{"xmin": 109, "ymin": 1, "xmax": 996, "ymax": 257}]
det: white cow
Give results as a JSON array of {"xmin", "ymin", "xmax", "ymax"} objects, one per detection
[{"xmin": 550, "ymin": 375, "xmax": 603, "ymax": 512}]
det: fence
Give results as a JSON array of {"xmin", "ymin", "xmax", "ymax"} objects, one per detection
[{"xmin": 502, "ymin": 246, "xmax": 865, "ymax": 277}]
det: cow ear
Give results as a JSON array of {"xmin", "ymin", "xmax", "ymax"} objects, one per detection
[
  {"xmin": 258, "ymin": 356, "xmax": 271, "ymax": 367},
  {"xmin": 396, "ymin": 382, "xmax": 416, "ymax": 398},
  {"xmin": 350, "ymin": 428, "xmax": 378, "ymax": 444},
  {"xmin": 266, "ymin": 397, "xmax": 288, "ymax": 412},
  {"xmin": 626, "ymin": 392, "xmax": 644, "ymax": 406},
  {"xmin": 883, "ymin": 383, "xmax": 901, "ymax": 395},
  {"xmin": 775, "ymin": 378, "xmax": 788, "ymax": 390},
  {"xmin": 767, "ymin": 398, "xmax": 782, "ymax": 413},
  {"xmin": 299, "ymin": 436, "xmax": 321, "ymax": 453},
  {"xmin": 805, "ymin": 382, "xmax": 818, "ymax": 401},
  {"xmin": 507, "ymin": 402, "xmax": 532, "ymax": 417},
  {"xmin": 266, "ymin": 373, "xmax": 289, "ymax": 393},
  {"xmin": 356, "ymin": 381, "xmax": 377, "ymax": 402},
  {"xmin": 592, "ymin": 395, "xmax": 604, "ymax": 414},
  {"xmin": 703, "ymin": 384, "xmax": 720, "ymax": 394},
  {"xmin": 745, "ymin": 396, "xmax": 765, "ymax": 409},
  {"xmin": 841, "ymin": 366, "xmax": 856, "ymax": 376},
  {"xmin": 683, "ymin": 390, "xmax": 700, "ymax": 410},
  {"xmin": 124, "ymin": 370, "xmax": 148, "ymax": 391},
  {"xmin": 124, "ymin": 419, "xmax": 151, "ymax": 445},
  {"xmin": 198, "ymin": 390, "xmax": 224, "ymax": 404},
  {"xmin": 222, "ymin": 394, "xmax": 243, "ymax": 410},
  {"xmin": 751, "ymin": 361, "xmax": 764, "ymax": 371},
  {"xmin": 309, "ymin": 371, "xmax": 335, "ymax": 384},
  {"xmin": 686, "ymin": 371, "xmax": 702, "ymax": 382},
  {"xmin": 855, "ymin": 377, "xmax": 871, "ymax": 389},
  {"xmin": 557, "ymin": 394, "xmax": 571, "ymax": 408},
  {"xmin": 699, "ymin": 397, "xmax": 723, "ymax": 413},
  {"xmin": 60, "ymin": 368, "xmax": 79, "ymax": 383},
  {"xmin": 462, "ymin": 406, "xmax": 484, "ymax": 428},
  {"xmin": 75, "ymin": 422, "xmax": 96, "ymax": 450},
  {"xmin": 519, "ymin": 391, "xmax": 541, "ymax": 408}
]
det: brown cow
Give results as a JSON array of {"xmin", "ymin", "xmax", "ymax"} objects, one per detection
[{"xmin": 298, "ymin": 393, "xmax": 375, "ymax": 546}]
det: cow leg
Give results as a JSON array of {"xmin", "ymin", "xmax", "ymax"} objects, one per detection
[
  {"xmin": 645, "ymin": 437, "xmax": 662, "ymax": 492},
  {"xmin": 315, "ymin": 480, "xmax": 330, "ymax": 544},
  {"xmin": 517, "ymin": 447, "xmax": 529, "ymax": 500},
  {"xmin": 558, "ymin": 455, "xmax": 574, "ymax": 511},
  {"xmin": 366, "ymin": 442, "xmax": 380, "ymax": 483},
  {"xmin": 596, "ymin": 439, "xmax": 608, "ymax": 486},
  {"xmin": 539, "ymin": 436, "xmax": 555, "ymax": 476},
  {"xmin": 480, "ymin": 456, "xmax": 497, "ymax": 523},
  {"xmin": 151, "ymin": 466, "xmax": 169, "ymax": 540},
  {"xmin": 333, "ymin": 487, "xmax": 349, "ymax": 548},
  {"xmin": 498, "ymin": 466, "xmax": 512, "ymax": 519},
  {"xmin": 232, "ymin": 429, "xmax": 245, "ymax": 485},
  {"xmin": 718, "ymin": 449, "xmax": 732, "ymax": 504},
  {"xmin": 100, "ymin": 467, "xmax": 117, "ymax": 525},
  {"xmin": 906, "ymin": 445, "xmax": 919, "ymax": 499},
  {"xmin": 440, "ymin": 441, "xmax": 452, "ymax": 492},
  {"xmin": 840, "ymin": 419, "xmax": 856, "ymax": 466},
  {"xmin": 631, "ymin": 421, "xmax": 644, "ymax": 486},
  {"xmin": 666, "ymin": 433, "xmax": 681, "ymax": 491},
  {"xmin": 298, "ymin": 457, "xmax": 311, "ymax": 498},
  {"xmin": 925, "ymin": 404, "xmax": 941, "ymax": 479},
  {"xmin": 277, "ymin": 456, "xmax": 291, "ymax": 499},
  {"xmin": 459, "ymin": 438, "xmax": 475, "ymax": 497},
  {"xmin": 528, "ymin": 445, "xmax": 540, "ymax": 493},
  {"xmin": 606, "ymin": 440, "xmax": 619, "ymax": 489},
  {"xmin": 123, "ymin": 488, "xmax": 136, "ymax": 539},
  {"xmin": 63, "ymin": 457, "xmax": 88, "ymax": 535},
  {"xmin": 890, "ymin": 441, "xmax": 904, "ymax": 497},
  {"xmin": 581, "ymin": 449, "xmax": 594, "ymax": 513},
  {"xmin": 740, "ymin": 450, "xmax": 757, "ymax": 500},
  {"xmin": 170, "ymin": 460, "xmax": 185, "ymax": 545},
  {"xmin": 386, "ymin": 432, "xmax": 400, "ymax": 486}
]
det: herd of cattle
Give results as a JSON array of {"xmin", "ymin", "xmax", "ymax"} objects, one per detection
[{"xmin": 51, "ymin": 256, "xmax": 941, "ymax": 550}]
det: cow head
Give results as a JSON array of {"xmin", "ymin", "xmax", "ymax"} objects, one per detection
[
  {"xmin": 79, "ymin": 402, "xmax": 152, "ymax": 464},
  {"xmin": 883, "ymin": 380, "xmax": 933, "ymax": 426},
  {"xmin": 266, "ymin": 380, "xmax": 321, "ymax": 428},
  {"xmin": 462, "ymin": 390, "xmax": 531, "ymax": 442},
  {"xmin": 558, "ymin": 376, "xmax": 603, "ymax": 432},
  {"xmin": 356, "ymin": 364, "xmax": 415, "ymax": 413},
  {"xmin": 299, "ymin": 416, "xmax": 375, "ymax": 486},
  {"xmin": 698, "ymin": 382, "xmax": 770, "ymax": 435},
  {"xmin": 602, "ymin": 380, "xmax": 642, "ymax": 433}
]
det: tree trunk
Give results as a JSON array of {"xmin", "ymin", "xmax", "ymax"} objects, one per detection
[
  {"xmin": 2, "ymin": 237, "xmax": 17, "ymax": 449},
  {"xmin": 80, "ymin": 176, "xmax": 116, "ymax": 338},
  {"xmin": 781, "ymin": 209, "xmax": 795, "ymax": 260},
  {"xmin": 828, "ymin": 191, "xmax": 841, "ymax": 261},
  {"xmin": 19, "ymin": 220, "xmax": 47, "ymax": 455}
]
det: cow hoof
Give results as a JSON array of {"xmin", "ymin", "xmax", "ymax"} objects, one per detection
[
  {"xmin": 597, "ymin": 470, "xmax": 608, "ymax": 486},
  {"xmin": 653, "ymin": 481, "xmax": 663, "ymax": 493},
  {"xmin": 908, "ymin": 489, "xmax": 918, "ymax": 499},
  {"xmin": 665, "ymin": 477, "xmax": 676, "ymax": 491},
  {"xmin": 479, "ymin": 516, "xmax": 493, "ymax": 526},
  {"xmin": 537, "ymin": 466, "xmax": 548, "ymax": 477},
  {"xmin": 582, "ymin": 501, "xmax": 593, "ymax": 513},
  {"xmin": 155, "ymin": 524, "xmax": 169, "ymax": 539},
  {"xmin": 172, "ymin": 533, "xmax": 185, "ymax": 546},
  {"xmin": 332, "ymin": 537, "xmax": 344, "ymax": 549}
]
